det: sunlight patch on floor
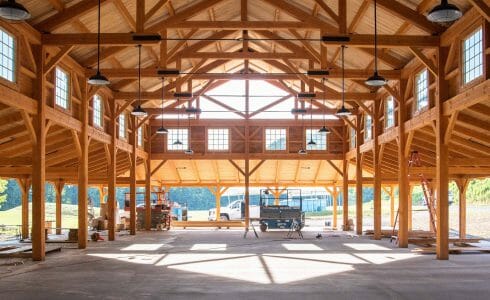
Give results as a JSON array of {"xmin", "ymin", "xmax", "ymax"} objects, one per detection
[
  {"xmin": 353, "ymin": 253, "xmax": 420, "ymax": 264},
  {"xmin": 121, "ymin": 244, "xmax": 164, "ymax": 251},
  {"xmin": 282, "ymin": 243, "xmax": 323, "ymax": 251},
  {"xmin": 265, "ymin": 253, "xmax": 368, "ymax": 265},
  {"xmin": 343, "ymin": 243, "xmax": 392, "ymax": 251},
  {"xmin": 190, "ymin": 244, "xmax": 227, "ymax": 251}
]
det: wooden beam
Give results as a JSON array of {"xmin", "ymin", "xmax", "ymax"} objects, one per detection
[
  {"xmin": 107, "ymin": 100, "xmax": 117, "ymax": 241},
  {"xmin": 468, "ymin": 0, "xmax": 490, "ymax": 22},
  {"xmin": 398, "ymin": 79, "xmax": 409, "ymax": 248},
  {"xmin": 355, "ymin": 114, "xmax": 363, "ymax": 235},
  {"xmin": 42, "ymin": 33, "xmax": 162, "ymax": 46},
  {"xmin": 44, "ymin": 46, "xmax": 74, "ymax": 76},
  {"xmin": 373, "ymin": 100, "xmax": 382, "ymax": 240},
  {"xmin": 322, "ymin": 34, "xmax": 439, "ymax": 48},
  {"xmin": 36, "ymin": 0, "xmax": 109, "ymax": 32},
  {"xmin": 78, "ymin": 76, "xmax": 89, "ymax": 250},
  {"xmin": 136, "ymin": 0, "xmax": 145, "ymax": 32},
  {"xmin": 129, "ymin": 116, "xmax": 137, "ymax": 235},
  {"xmin": 249, "ymin": 160, "xmax": 266, "ymax": 176},
  {"xmin": 326, "ymin": 160, "xmax": 343, "ymax": 177},
  {"xmin": 376, "ymin": 0, "xmax": 443, "ymax": 33},
  {"xmin": 228, "ymin": 159, "xmax": 246, "ymax": 176},
  {"xmin": 145, "ymin": 0, "xmax": 169, "ymax": 22},
  {"xmin": 342, "ymin": 126, "xmax": 349, "ymax": 230},
  {"xmin": 409, "ymin": 47, "xmax": 438, "ymax": 77}
]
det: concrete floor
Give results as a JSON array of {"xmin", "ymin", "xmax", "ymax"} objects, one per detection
[{"xmin": 0, "ymin": 229, "xmax": 489, "ymax": 300}]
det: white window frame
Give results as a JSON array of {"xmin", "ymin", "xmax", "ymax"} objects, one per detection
[
  {"xmin": 415, "ymin": 69, "xmax": 429, "ymax": 112},
  {"xmin": 462, "ymin": 26, "xmax": 483, "ymax": 85},
  {"xmin": 306, "ymin": 129, "xmax": 327, "ymax": 151},
  {"xmin": 167, "ymin": 128, "xmax": 189, "ymax": 151},
  {"xmin": 93, "ymin": 94, "xmax": 103, "ymax": 128},
  {"xmin": 265, "ymin": 128, "xmax": 287, "ymax": 151},
  {"xmin": 207, "ymin": 128, "xmax": 229, "ymax": 151},
  {"xmin": 118, "ymin": 114, "xmax": 126, "ymax": 140},
  {"xmin": 0, "ymin": 28, "xmax": 15, "ymax": 83},
  {"xmin": 55, "ymin": 67, "xmax": 70, "ymax": 110},
  {"xmin": 385, "ymin": 96, "xmax": 395, "ymax": 129}
]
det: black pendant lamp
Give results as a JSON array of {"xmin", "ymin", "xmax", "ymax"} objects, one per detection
[
  {"xmin": 0, "ymin": 0, "xmax": 30, "ymax": 21},
  {"xmin": 173, "ymin": 96, "xmax": 183, "ymax": 145},
  {"xmin": 88, "ymin": 0, "xmax": 110, "ymax": 86},
  {"xmin": 307, "ymin": 98, "xmax": 316, "ymax": 147},
  {"xmin": 156, "ymin": 77, "xmax": 168, "ymax": 134},
  {"xmin": 427, "ymin": 0, "xmax": 462, "ymax": 23},
  {"xmin": 336, "ymin": 46, "xmax": 351, "ymax": 116},
  {"xmin": 318, "ymin": 78, "xmax": 331, "ymax": 135},
  {"xmin": 131, "ymin": 45, "xmax": 148, "ymax": 117},
  {"xmin": 365, "ymin": 0, "xmax": 387, "ymax": 87}
]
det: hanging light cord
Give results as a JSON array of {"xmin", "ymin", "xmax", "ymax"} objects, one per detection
[
  {"xmin": 341, "ymin": 45, "xmax": 346, "ymax": 108},
  {"xmin": 374, "ymin": 0, "xmax": 378, "ymax": 73},
  {"xmin": 96, "ymin": 0, "xmax": 101, "ymax": 73},
  {"xmin": 161, "ymin": 77, "xmax": 165, "ymax": 128},
  {"xmin": 322, "ymin": 78, "xmax": 326, "ymax": 127},
  {"xmin": 138, "ymin": 45, "xmax": 142, "ymax": 108},
  {"xmin": 310, "ymin": 98, "xmax": 313, "ymax": 141}
]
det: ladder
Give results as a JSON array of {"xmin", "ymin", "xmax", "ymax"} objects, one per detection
[
  {"xmin": 391, "ymin": 151, "xmax": 437, "ymax": 242},
  {"xmin": 409, "ymin": 151, "xmax": 437, "ymax": 233}
]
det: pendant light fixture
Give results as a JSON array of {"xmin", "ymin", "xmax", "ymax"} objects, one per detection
[
  {"xmin": 156, "ymin": 77, "xmax": 168, "ymax": 134},
  {"xmin": 365, "ymin": 0, "xmax": 387, "ymax": 87},
  {"xmin": 318, "ymin": 78, "xmax": 331, "ymax": 135},
  {"xmin": 88, "ymin": 0, "xmax": 110, "ymax": 86},
  {"xmin": 0, "ymin": 0, "xmax": 30, "ymax": 21},
  {"xmin": 173, "ymin": 96, "xmax": 183, "ymax": 146},
  {"xmin": 307, "ymin": 98, "xmax": 316, "ymax": 147},
  {"xmin": 131, "ymin": 45, "xmax": 148, "ymax": 117},
  {"xmin": 298, "ymin": 112, "xmax": 307, "ymax": 155},
  {"xmin": 427, "ymin": 0, "xmax": 462, "ymax": 23},
  {"xmin": 336, "ymin": 46, "xmax": 351, "ymax": 116}
]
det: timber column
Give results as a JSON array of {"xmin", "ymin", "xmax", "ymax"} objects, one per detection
[
  {"xmin": 342, "ymin": 125, "xmax": 349, "ymax": 230},
  {"xmin": 78, "ymin": 78, "xmax": 89, "ymax": 249},
  {"xmin": 130, "ymin": 115, "xmax": 137, "ymax": 235},
  {"xmin": 398, "ymin": 79, "xmax": 409, "ymax": 248},
  {"xmin": 373, "ymin": 98, "xmax": 382, "ymax": 240},
  {"xmin": 456, "ymin": 178, "xmax": 468, "ymax": 239},
  {"xmin": 107, "ymin": 100, "xmax": 117, "ymax": 241},
  {"xmin": 145, "ymin": 124, "xmax": 152, "ymax": 231},
  {"xmin": 55, "ymin": 180, "xmax": 64, "ymax": 235},
  {"xmin": 31, "ymin": 45, "xmax": 46, "ymax": 261},
  {"xmin": 436, "ymin": 46, "xmax": 450, "ymax": 260},
  {"xmin": 355, "ymin": 113, "xmax": 363, "ymax": 235}
]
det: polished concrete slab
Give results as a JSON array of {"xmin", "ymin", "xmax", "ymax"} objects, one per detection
[{"xmin": 0, "ymin": 230, "xmax": 489, "ymax": 300}]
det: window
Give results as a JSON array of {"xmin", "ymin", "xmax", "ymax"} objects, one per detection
[
  {"xmin": 208, "ymin": 128, "xmax": 229, "ymax": 151},
  {"xmin": 364, "ymin": 114, "xmax": 372, "ymax": 140},
  {"xmin": 93, "ymin": 94, "xmax": 103, "ymax": 128},
  {"xmin": 306, "ymin": 129, "xmax": 327, "ymax": 151},
  {"xmin": 462, "ymin": 27, "xmax": 483, "ymax": 85},
  {"xmin": 350, "ymin": 127, "xmax": 356, "ymax": 149},
  {"xmin": 0, "ymin": 28, "xmax": 15, "ymax": 82},
  {"xmin": 415, "ymin": 69, "xmax": 428, "ymax": 112},
  {"xmin": 265, "ymin": 128, "xmax": 286, "ymax": 151},
  {"xmin": 118, "ymin": 114, "xmax": 126, "ymax": 140},
  {"xmin": 137, "ymin": 127, "xmax": 143, "ymax": 147},
  {"xmin": 167, "ymin": 129, "xmax": 189, "ymax": 151},
  {"xmin": 385, "ymin": 96, "xmax": 395, "ymax": 128},
  {"xmin": 55, "ymin": 68, "xmax": 70, "ymax": 109}
]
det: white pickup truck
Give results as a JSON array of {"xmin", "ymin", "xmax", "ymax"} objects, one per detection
[{"xmin": 208, "ymin": 200, "xmax": 260, "ymax": 221}]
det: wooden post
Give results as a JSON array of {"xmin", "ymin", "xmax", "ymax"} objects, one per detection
[
  {"xmin": 244, "ymin": 160, "xmax": 250, "ymax": 228},
  {"xmin": 355, "ymin": 114, "xmax": 363, "ymax": 235},
  {"xmin": 456, "ymin": 178, "xmax": 469, "ymax": 239},
  {"xmin": 17, "ymin": 178, "xmax": 31, "ymax": 240},
  {"xmin": 342, "ymin": 125, "xmax": 349, "ymax": 230},
  {"xmin": 436, "ymin": 46, "xmax": 450, "ymax": 260},
  {"xmin": 373, "ymin": 99, "xmax": 382, "ymax": 240},
  {"xmin": 31, "ymin": 45, "xmax": 46, "ymax": 261},
  {"xmin": 408, "ymin": 185, "xmax": 413, "ymax": 231},
  {"xmin": 78, "ymin": 78, "xmax": 89, "ymax": 249},
  {"xmin": 130, "ymin": 116, "xmax": 137, "ymax": 235},
  {"xmin": 107, "ymin": 101, "xmax": 117, "ymax": 241},
  {"xmin": 55, "ymin": 180, "xmax": 64, "ymax": 235},
  {"xmin": 398, "ymin": 79, "xmax": 409, "ymax": 248},
  {"xmin": 390, "ymin": 185, "xmax": 395, "ymax": 227},
  {"xmin": 215, "ymin": 186, "xmax": 222, "ymax": 221},
  {"xmin": 332, "ymin": 187, "xmax": 338, "ymax": 230},
  {"xmin": 145, "ymin": 125, "xmax": 152, "ymax": 231}
]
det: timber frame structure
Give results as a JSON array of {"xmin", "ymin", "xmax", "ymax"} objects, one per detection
[{"xmin": 0, "ymin": 0, "xmax": 489, "ymax": 261}]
